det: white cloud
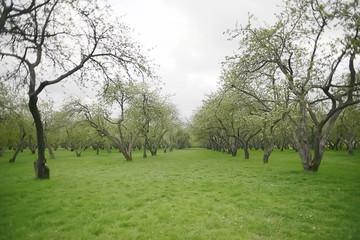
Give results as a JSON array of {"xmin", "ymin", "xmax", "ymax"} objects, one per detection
[{"xmin": 107, "ymin": 0, "xmax": 282, "ymax": 119}]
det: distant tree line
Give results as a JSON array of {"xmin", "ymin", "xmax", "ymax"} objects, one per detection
[{"xmin": 0, "ymin": 83, "xmax": 191, "ymax": 161}]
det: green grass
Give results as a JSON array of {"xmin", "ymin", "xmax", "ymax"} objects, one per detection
[{"xmin": 0, "ymin": 148, "xmax": 359, "ymax": 239}]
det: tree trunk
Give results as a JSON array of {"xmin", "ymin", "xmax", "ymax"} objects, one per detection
[
  {"xmin": 334, "ymin": 137, "xmax": 341, "ymax": 150},
  {"xmin": 291, "ymin": 119, "xmax": 314, "ymax": 170},
  {"xmin": 263, "ymin": 152, "xmax": 270, "ymax": 164},
  {"xmin": 117, "ymin": 143, "xmax": 132, "ymax": 161},
  {"xmin": 92, "ymin": 143, "xmax": 100, "ymax": 155},
  {"xmin": 29, "ymin": 95, "xmax": 49, "ymax": 179},
  {"xmin": 0, "ymin": 146, "xmax": 5, "ymax": 157},
  {"xmin": 263, "ymin": 140, "xmax": 274, "ymax": 164},
  {"xmin": 28, "ymin": 135, "xmax": 37, "ymax": 154},
  {"xmin": 244, "ymin": 149, "xmax": 249, "ymax": 159},
  {"xmin": 106, "ymin": 145, "xmax": 112, "ymax": 153},
  {"xmin": 262, "ymin": 126, "xmax": 275, "ymax": 164},
  {"xmin": 143, "ymin": 138, "xmax": 147, "ymax": 158},
  {"xmin": 293, "ymin": 108, "xmax": 341, "ymax": 172},
  {"xmin": 9, "ymin": 127, "xmax": 26, "ymax": 163},
  {"xmin": 292, "ymin": 125, "xmax": 313, "ymax": 170},
  {"xmin": 280, "ymin": 136, "xmax": 287, "ymax": 151},
  {"xmin": 348, "ymin": 142, "xmax": 354, "ymax": 155},
  {"xmin": 311, "ymin": 133, "xmax": 325, "ymax": 171},
  {"xmin": 231, "ymin": 149, "xmax": 237, "ymax": 157},
  {"xmin": 230, "ymin": 138, "xmax": 238, "ymax": 156},
  {"xmin": 124, "ymin": 150, "xmax": 132, "ymax": 161},
  {"xmin": 149, "ymin": 147, "xmax": 157, "ymax": 156},
  {"xmin": 75, "ymin": 150, "xmax": 81, "ymax": 157},
  {"xmin": 45, "ymin": 135, "xmax": 55, "ymax": 159},
  {"xmin": 344, "ymin": 131, "xmax": 355, "ymax": 155},
  {"xmin": 244, "ymin": 143, "xmax": 250, "ymax": 159}
]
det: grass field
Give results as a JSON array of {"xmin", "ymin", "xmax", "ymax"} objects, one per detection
[{"xmin": 0, "ymin": 148, "xmax": 359, "ymax": 240}]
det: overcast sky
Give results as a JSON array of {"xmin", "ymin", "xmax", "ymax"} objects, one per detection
[{"xmin": 107, "ymin": 0, "xmax": 282, "ymax": 120}]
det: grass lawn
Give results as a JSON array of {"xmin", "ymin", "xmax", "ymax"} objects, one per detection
[{"xmin": 0, "ymin": 148, "xmax": 359, "ymax": 239}]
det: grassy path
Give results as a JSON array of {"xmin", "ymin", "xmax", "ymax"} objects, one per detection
[{"xmin": 0, "ymin": 148, "xmax": 359, "ymax": 239}]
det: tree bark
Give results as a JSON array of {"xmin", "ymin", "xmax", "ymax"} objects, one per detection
[
  {"xmin": 263, "ymin": 137, "xmax": 274, "ymax": 164},
  {"xmin": 122, "ymin": 149, "xmax": 132, "ymax": 161},
  {"xmin": 75, "ymin": 150, "xmax": 81, "ymax": 157},
  {"xmin": 343, "ymin": 131, "xmax": 356, "ymax": 155},
  {"xmin": 45, "ymin": 135, "xmax": 55, "ymax": 159},
  {"xmin": 143, "ymin": 138, "xmax": 147, "ymax": 158},
  {"xmin": 0, "ymin": 146, "xmax": 5, "ymax": 157},
  {"xmin": 231, "ymin": 148, "xmax": 237, "ymax": 157},
  {"xmin": 263, "ymin": 152, "xmax": 270, "ymax": 164},
  {"xmin": 9, "ymin": 126, "xmax": 26, "ymax": 163},
  {"xmin": 292, "ymin": 130, "xmax": 313, "ymax": 170},
  {"xmin": 149, "ymin": 147, "xmax": 157, "ymax": 156},
  {"xmin": 244, "ymin": 144, "xmax": 250, "ymax": 159},
  {"xmin": 262, "ymin": 124, "xmax": 275, "ymax": 164},
  {"xmin": 292, "ymin": 107, "xmax": 342, "ymax": 172},
  {"xmin": 29, "ymin": 95, "xmax": 49, "ymax": 179}
]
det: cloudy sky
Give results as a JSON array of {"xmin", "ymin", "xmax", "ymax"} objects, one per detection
[{"xmin": 106, "ymin": 0, "xmax": 282, "ymax": 120}]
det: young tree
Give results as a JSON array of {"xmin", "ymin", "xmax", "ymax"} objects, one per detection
[{"xmin": 0, "ymin": 0, "xmax": 152, "ymax": 178}]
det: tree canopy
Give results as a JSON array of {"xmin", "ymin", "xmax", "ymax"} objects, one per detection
[{"xmin": 193, "ymin": 0, "xmax": 360, "ymax": 171}]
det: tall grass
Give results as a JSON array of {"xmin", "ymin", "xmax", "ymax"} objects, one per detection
[{"xmin": 0, "ymin": 148, "xmax": 359, "ymax": 239}]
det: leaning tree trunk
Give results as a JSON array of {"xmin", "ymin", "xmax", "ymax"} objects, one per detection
[
  {"xmin": 9, "ymin": 126, "xmax": 26, "ymax": 163},
  {"xmin": 28, "ymin": 135, "xmax": 37, "ymax": 154},
  {"xmin": 124, "ymin": 148, "xmax": 132, "ymax": 161},
  {"xmin": 29, "ymin": 95, "xmax": 49, "ymax": 179},
  {"xmin": 45, "ymin": 135, "xmax": 55, "ymax": 159},
  {"xmin": 116, "ymin": 143, "xmax": 132, "ymax": 161}
]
